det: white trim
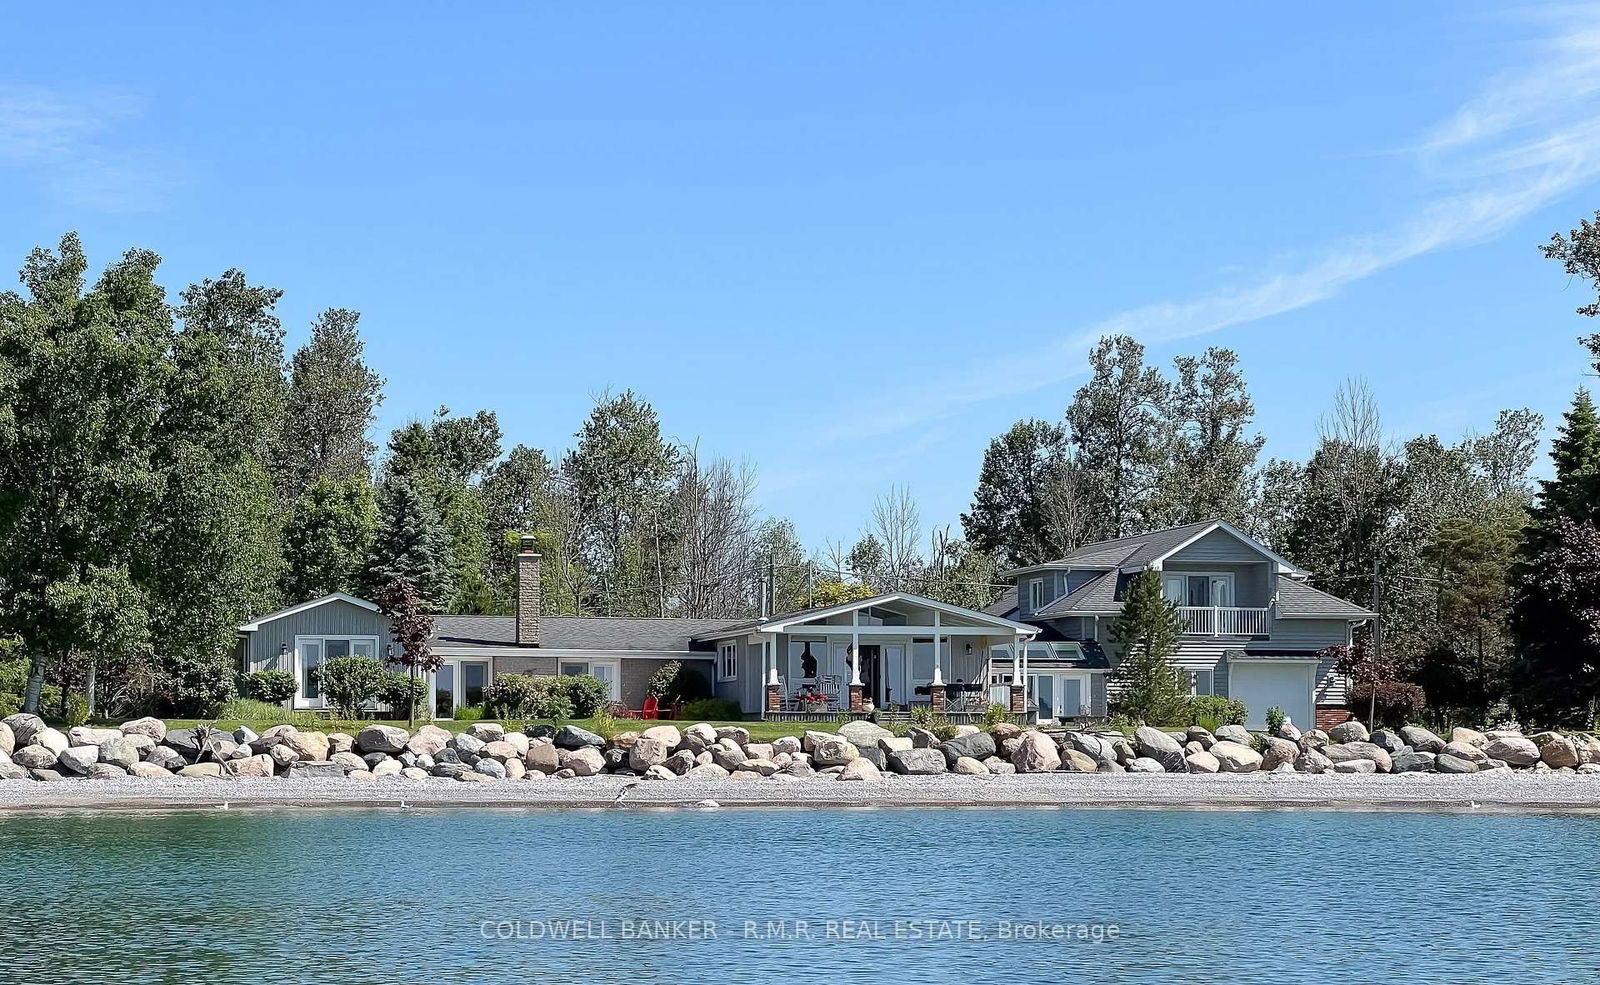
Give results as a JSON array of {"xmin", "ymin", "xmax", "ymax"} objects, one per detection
[
  {"xmin": 430, "ymin": 646, "xmax": 712, "ymax": 659},
  {"xmin": 755, "ymin": 591, "xmax": 1040, "ymax": 635},
  {"xmin": 1026, "ymin": 578, "xmax": 1045, "ymax": 613},
  {"xmin": 239, "ymin": 592, "xmax": 377, "ymax": 631},
  {"xmin": 717, "ymin": 641, "xmax": 738, "ymax": 682},
  {"xmin": 291, "ymin": 633, "xmax": 380, "ymax": 710}
]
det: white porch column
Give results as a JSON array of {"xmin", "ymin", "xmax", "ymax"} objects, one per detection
[
  {"xmin": 1011, "ymin": 633, "xmax": 1022, "ymax": 682},
  {"xmin": 849, "ymin": 610, "xmax": 862, "ymax": 686},
  {"xmin": 931, "ymin": 610, "xmax": 944, "ymax": 686}
]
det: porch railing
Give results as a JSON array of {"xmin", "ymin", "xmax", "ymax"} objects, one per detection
[{"xmin": 1177, "ymin": 606, "xmax": 1271, "ymax": 637}]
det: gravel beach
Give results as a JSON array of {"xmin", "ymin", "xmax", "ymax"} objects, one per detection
[{"xmin": 4, "ymin": 771, "xmax": 1600, "ymax": 813}]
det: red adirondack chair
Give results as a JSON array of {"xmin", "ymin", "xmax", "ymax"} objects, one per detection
[{"xmin": 641, "ymin": 695, "xmax": 660, "ymax": 720}]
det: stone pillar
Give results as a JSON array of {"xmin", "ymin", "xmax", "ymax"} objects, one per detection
[
  {"xmin": 766, "ymin": 682, "xmax": 780, "ymax": 714},
  {"xmin": 1009, "ymin": 684, "xmax": 1025, "ymax": 714},
  {"xmin": 929, "ymin": 683, "xmax": 946, "ymax": 712},
  {"xmin": 848, "ymin": 683, "xmax": 864, "ymax": 712},
  {"xmin": 516, "ymin": 536, "xmax": 541, "ymax": 646}
]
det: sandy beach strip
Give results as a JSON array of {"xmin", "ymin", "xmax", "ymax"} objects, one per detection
[{"xmin": 3, "ymin": 772, "xmax": 1600, "ymax": 813}]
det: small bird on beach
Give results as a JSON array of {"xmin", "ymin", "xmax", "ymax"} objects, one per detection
[
  {"xmin": 612, "ymin": 781, "xmax": 641, "ymax": 807},
  {"xmin": 214, "ymin": 802, "xmax": 230, "ymax": 811},
  {"xmin": 398, "ymin": 800, "xmax": 412, "ymax": 810}
]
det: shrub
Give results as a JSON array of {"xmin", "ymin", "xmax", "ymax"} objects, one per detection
[
  {"xmin": 1174, "ymin": 696, "xmax": 1247, "ymax": 727},
  {"xmin": 1265, "ymin": 706, "xmax": 1287, "ymax": 735},
  {"xmin": 587, "ymin": 707, "xmax": 622, "ymax": 740},
  {"xmin": 64, "ymin": 694, "xmax": 89, "ymax": 728},
  {"xmin": 561, "ymin": 675, "xmax": 610, "ymax": 717},
  {"xmin": 681, "ymin": 698, "xmax": 741, "ymax": 721},
  {"xmin": 0, "ymin": 693, "xmax": 17, "ymax": 719},
  {"xmin": 377, "ymin": 670, "xmax": 429, "ymax": 720},
  {"xmin": 646, "ymin": 661, "xmax": 711, "ymax": 702},
  {"xmin": 452, "ymin": 705, "xmax": 485, "ymax": 722},
  {"xmin": 482, "ymin": 674, "xmax": 608, "ymax": 720},
  {"xmin": 981, "ymin": 701, "xmax": 1011, "ymax": 730},
  {"xmin": 909, "ymin": 704, "xmax": 959, "ymax": 741},
  {"xmin": 241, "ymin": 670, "xmax": 298, "ymax": 705},
  {"xmin": 318, "ymin": 656, "xmax": 386, "ymax": 719},
  {"xmin": 160, "ymin": 652, "xmax": 239, "ymax": 717}
]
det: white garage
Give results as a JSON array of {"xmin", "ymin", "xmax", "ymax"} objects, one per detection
[{"xmin": 1227, "ymin": 656, "xmax": 1317, "ymax": 731}]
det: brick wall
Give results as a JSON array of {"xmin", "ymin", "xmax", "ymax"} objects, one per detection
[{"xmin": 1315, "ymin": 704, "xmax": 1353, "ymax": 731}]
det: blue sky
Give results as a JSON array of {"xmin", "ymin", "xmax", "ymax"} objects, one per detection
[{"xmin": 4, "ymin": 3, "xmax": 1600, "ymax": 552}]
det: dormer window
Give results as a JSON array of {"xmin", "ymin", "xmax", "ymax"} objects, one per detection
[{"xmin": 1028, "ymin": 579, "xmax": 1045, "ymax": 612}]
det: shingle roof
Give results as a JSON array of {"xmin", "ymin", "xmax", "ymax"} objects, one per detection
[
  {"xmin": 1032, "ymin": 569, "xmax": 1124, "ymax": 617},
  {"xmin": 983, "ymin": 586, "xmax": 1018, "ymax": 618},
  {"xmin": 1030, "ymin": 520, "xmax": 1221, "ymax": 571},
  {"xmin": 1273, "ymin": 576, "xmax": 1377, "ymax": 620},
  {"xmin": 432, "ymin": 615, "xmax": 746, "ymax": 651}
]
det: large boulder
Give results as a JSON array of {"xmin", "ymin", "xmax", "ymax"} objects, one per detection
[
  {"xmin": 1274, "ymin": 718, "xmax": 1302, "ymax": 742},
  {"xmin": 282, "ymin": 730, "xmax": 331, "ymax": 763},
  {"xmin": 68, "ymin": 726, "xmax": 121, "ymax": 747},
  {"xmin": 558, "ymin": 747, "xmax": 605, "ymax": 776},
  {"xmin": 1390, "ymin": 751, "xmax": 1436, "ymax": 773},
  {"xmin": 1323, "ymin": 742, "xmax": 1392, "ymax": 773},
  {"xmin": 0, "ymin": 721, "xmax": 11, "ymax": 756},
  {"xmin": 287, "ymin": 761, "xmax": 344, "ymax": 779},
  {"xmin": 686, "ymin": 763, "xmax": 731, "ymax": 779},
  {"xmin": 13, "ymin": 745, "xmax": 59, "ymax": 770},
  {"xmin": 1399, "ymin": 725, "xmax": 1445, "ymax": 754},
  {"xmin": 838, "ymin": 758, "xmax": 883, "ymax": 781},
  {"xmin": 801, "ymin": 730, "xmax": 834, "ymax": 753},
  {"xmin": 1368, "ymin": 729, "xmax": 1406, "ymax": 755},
  {"xmin": 1327, "ymin": 720, "xmax": 1369, "ymax": 744},
  {"xmin": 1060, "ymin": 749, "xmax": 1099, "ymax": 772},
  {"xmin": 406, "ymin": 724, "xmax": 452, "ymax": 757},
  {"xmin": 1066, "ymin": 732, "xmax": 1118, "ymax": 769},
  {"xmin": 1332, "ymin": 759, "xmax": 1377, "ymax": 774},
  {"xmin": 451, "ymin": 733, "xmax": 486, "ymax": 757},
  {"xmin": 1294, "ymin": 750, "xmax": 1334, "ymax": 774},
  {"xmin": 33, "ymin": 727, "xmax": 69, "ymax": 755},
  {"xmin": 1298, "ymin": 729, "xmax": 1329, "ymax": 751},
  {"xmin": 147, "ymin": 746, "xmax": 187, "ymax": 772},
  {"xmin": 855, "ymin": 746, "xmax": 887, "ymax": 770},
  {"xmin": 1483, "ymin": 734, "xmax": 1540, "ymax": 767},
  {"xmin": 838, "ymin": 720, "xmax": 894, "ymax": 748},
  {"xmin": 1185, "ymin": 726, "xmax": 1216, "ymax": 749},
  {"xmin": 4, "ymin": 713, "xmax": 48, "ymax": 746},
  {"xmin": 482, "ymin": 740, "xmax": 520, "ymax": 762},
  {"xmin": 1260, "ymin": 737, "xmax": 1300, "ymax": 772},
  {"xmin": 330, "ymin": 751, "xmax": 368, "ymax": 772},
  {"xmin": 1435, "ymin": 753, "xmax": 1479, "ymax": 774},
  {"xmin": 663, "ymin": 750, "xmax": 697, "ymax": 775},
  {"xmin": 710, "ymin": 743, "xmax": 749, "ymax": 771},
  {"xmin": 1214, "ymin": 724, "xmax": 1253, "ymax": 747},
  {"xmin": 1441, "ymin": 740, "xmax": 1488, "ymax": 764},
  {"xmin": 683, "ymin": 722, "xmax": 719, "ymax": 751},
  {"xmin": 355, "ymin": 725, "xmax": 409, "ymax": 756},
  {"xmin": 229, "ymin": 754, "xmax": 275, "ymax": 778},
  {"xmin": 952, "ymin": 756, "xmax": 989, "ymax": 775},
  {"xmin": 1531, "ymin": 732, "xmax": 1580, "ymax": 769},
  {"xmin": 1012, "ymin": 731, "xmax": 1062, "ymax": 773},
  {"xmin": 1210, "ymin": 740, "xmax": 1263, "ymax": 773},
  {"xmin": 811, "ymin": 737, "xmax": 860, "ymax": 767},
  {"xmin": 554, "ymin": 725, "xmax": 607, "ymax": 750},
  {"xmin": 84, "ymin": 763, "xmax": 128, "ymax": 780},
  {"xmin": 878, "ymin": 736, "xmax": 914, "ymax": 755},
  {"xmin": 640, "ymin": 724, "xmax": 683, "ymax": 749},
  {"xmin": 99, "ymin": 736, "xmax": 143, "ymax": 770},
  {"xmin": 1185, "ymin": 750, "xmax": 1220, "ymax": 774},
  {"xmin": 127, "ymin": 761, "xmax": 173, "ymax": 779},
  {"xmin": 56, "ymin": 745, "xmax": 100, "ymax": 775},
  {"xmin": 1134, "ymin": 726, "xmax": 1186, "ymax": 772},
  {"xmin": 1450, "ymin": 727, "xmax": 1488, "ymax": 748},
  {"xmin": 888, "ymin": 747, "xmax": 948, "ymax": 775},
  {"xmin": 465, "ymin": 722, "xmax": 507, "ymax": 743},
  {"xmin": 629, "ymin": 736, "xmax": 672, "ymax": 771},
  {"xmin": 1128, "ymin": 757, "xmax": 1166, "ymax": 773},
  {"xmin": 1574, "ymin": 732, "xmax": 1600, "ymax": 765},
  {"xmin": 522, "ymin": 742, "xmax": 559, "ymax": 776},
  {"xmin": 938, "ymin": 732, "xmax": 996, "ymax": 765}
]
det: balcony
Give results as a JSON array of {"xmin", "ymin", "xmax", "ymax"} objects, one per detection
[{"xmin": 1177, "ymin": 606, "xmax": 1271, "ymax": 637}]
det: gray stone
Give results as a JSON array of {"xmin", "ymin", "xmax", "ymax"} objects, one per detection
[
  {"xmin": 838, "ymin": 720, "xmax": 894, "ymax": 747},
  {"xmin": 1331, "ymin": 758, "xmax": 1377, "ymax": 774},
  {"xmin": 686, "ymin": 763, "xmax": 731, "ymax": 779},
  {"xmin": 907, "ymin": 726, "xmax": 939, "ymax": 749},
  {"xmin": 228, "ymin": 754, "xmax": 275, "ymax": 778},
  {"xmin": 56, "ymin": 746, "xmax": 100, "ymax": 775},
  {"xmin": 952, "ymin": 756, "xmax": 989, "ymax": 775},
  {"xmin": 744, "ymin": 742, "xmax": 775, "ymax": 761},
  {"xmin": 1390, "ymin": 750, "xmax": 1437, "ymax": 773},
  {"xmin": 736, "ymin": 758, "xmax": 780, "ymax": 776},
  {"xmin": 1323, "ymin": 741, "xmax": 1393, "ymax": 772},
  {"xmin": 710, "ymin": 744, "xmax": 747, "ymax": 771},
  {"xmin": 1128, "ymin": 757, "xmax": 1165, "ymax": 773},
  {"xmin": 233, "ymin": 725, "xmax": 260, "ymax": 746},
  {"xmin": 29, "ymin": 769, "xmax": 63, "ymax": 781},
  {"xmin": 4, "ymin": 713, "xmax": 48, "ymax": 746},
  {"xmin": 84, "ymin": 762, "xmax": 128, "ymax": 780},
  {"xmin": 13, "ymin": 745, "xmax": 58, "ymax": 770},
  {"xmin": 1294, "ymin": 750, "xmax": 1334, "ymax": 774},
  {"xmin": 127, "ymin": 762, "xmax": 172, "ymax": 779},
  {"xmin": 1260, "ymin": 737, "xmax": 1300, "ymax": 772},
  {"xmin": 1434, "ymin": 752, "xmax": 1479, "ymax": 774},
  {"xmin": 1061, "ymin": 749, "xmax": 1099, "ymax": 772},
  {"xmin": 330, "ymin": 751, "xmax": 367, "ymax": 772},
  {"xmin": 475, "ymin": 758, "xmax": 507, "ymax": 779},
  {"xmin": 1214, "ymin": 724, "xmax": 1253, "ymax": 747},
  {"xmin": 1185, "ymin": 725, "xmax": 1216, "ymax": 748},
  {"xmin": 1399, "ymin": 725, "xmax": 1446, "ymax": 754},
  {"xmin": 0, "ymin": 721, "xmax": 11, "ymax": 756},
  {"xmin": 838, "ymin": 758, "xmax": 883, "ymax": 781},
  {"xmin": 177, "ymin": 763, "xmax": 225, "ymax": 778},
  {"xmin": 554, "ymin": 725, "xmax": 606, "ymax": 750},
  {"xmin": 68, "ymin": 726, "xmax": 122, "ymax": 747},
  {"xmin": 450, "ymin": 732, "xmax": 486, "ymax": 757},
  {"xmin": 280, "ymin": 730, "xmax": 330, "ymax": 763},
  {"xmin": 269, "ymin": 744, "xmax": 300, "ymax": 768},
  {"xmin": 629, "ymin": 736, "xmax": 672, "ymax": 771},
  {"xmin": 1483, "ymin": 735, "xmax": 1540, "ymax": 767},
  {"xmin": 811, "ymin": 737, "xmax": 860, "ymax": 767},
  {"xmin": 432, "ymin": 762, "xmax": 470, "ymax": 779},
  {"xmin": 558, "ymin": 746, "xmax": 605, "ymax": 776},
  {"xmin": 878, "ymin": 736, "xmax": 914, "ymax": 754},
  {"xmin": 1185, "ymin": 750, "xmax": 1220, "ymax": 774},
  {"xmin": 1442, "ymin": 740, "xmax": 1488, "ymax": 764},
  {"xmin": 465, "ymin": 721, "xmax": 507, "ymax": 743},
  {"xmin": 770, "ymin": 735, "xmax": 802, "ymax": 757},
  {"xmin": 1368, "ymin": 729, "xmax": 1406, "ymax": 755},
  {"xmin": 1210, "ymin": 740, "xmax": 1263, "ymax": 773},
  {"xmin": 0, "ymin": 763, "xmax": 26, "ymax": 780},
  {"xmin": 1274, "ymin": 719, "xmax": 1302, "ymax": 742},
  {"xmin": 855, "ymin": 746, "xmax": 887, "ymax": 770},
  {"xmin": 715, "ymin": 725, "xmax": 751, "ymax": 746},
  {"xmin": 356, "ymin": 725, "xmax": 410, "ymax": 755},
  {"xmin": 146, "ymin": 746, "xmax": 187, "ymax": 771},
  {"xmin": 1328, "ymin": 720, "xmax": 1370, "ymax": 744},
  {"xmin": 1573, "ymin": 732, "xmax": 1600, "ymax": 765},
  {"xmin": 641, "ymin": 724, "xmax": 683, "ymax": 749},
  {"xmin": 663, "ymin": 749, "xmax": 697, "ymax": 775},
  {"xmin": 33, "ymin": 727, "xmax": 68, "ymax": 755},
  {"xmin": 287, "ymin": 760, "xmax": 345, "ymax": 779},
  {"xmin": 1064, "ymin": 731, "xmax": 1116, "ymax": 767},
  {"xmin": 781, "ymin": 760, "xmax": 815, "ymax": 778},
  {"xmin": 939, "ymin": 731, "xmax": 996, "ymax": 764},
  {"xmin": 1134, "ymin": 726, "xmax": 1186, "ymax": 772},
  {"xmin": 887, "ymin": 748, "xmax": 948, "ymax": 775},
  {"xmin": 99, "ymin": 736, "xmax": 142, "ymax": 770},
  {"xmin": 1299, "ymin": 729, "xmax": 1329, "ymax": 751}
]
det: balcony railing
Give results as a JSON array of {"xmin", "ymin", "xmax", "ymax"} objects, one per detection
[{"xmin": 1177, "ymin": 606, "xmax": 1271, "ymax": 637}]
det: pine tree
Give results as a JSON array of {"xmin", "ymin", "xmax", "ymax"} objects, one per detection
[
  {"xmin": 1109, "ymin": 570, "xmax": 1189, "ymax": 725},
  {"xmin": 364, "ymin": 478, "xmax": 455, "ymax": 610},
  {"xmin": 278, "ymin": 308, "xmax": 384, "ymax": 499},
  {"xmin": 961, "ymin": 419, "xmax": 1075, "ymax": 567},
  {"xmin": 1066, "ymin": 335, "xmax": 1173, "ymax": 536}
]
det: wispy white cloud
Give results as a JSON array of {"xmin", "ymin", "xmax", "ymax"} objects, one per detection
[
  {"xmin": 0, "ymin": 85, "xmax": 169, "ymax": 212},
  {"xmin": 831, "ymin": 6, "xmax": 1600, "ymax": 442}
]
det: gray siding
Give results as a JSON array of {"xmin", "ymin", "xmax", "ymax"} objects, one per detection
[
  {"xmin": 242, "ymin": 600, "xmax": 392, "ymax": 670},
  {"xmin": 1169, "ymin": 528, "xmax": 1270, "ymax": 564}
]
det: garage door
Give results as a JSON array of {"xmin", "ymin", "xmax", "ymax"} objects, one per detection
[{"xmin": 1229, "ymin": 661, "xmax": 1314, "ymax": 731}]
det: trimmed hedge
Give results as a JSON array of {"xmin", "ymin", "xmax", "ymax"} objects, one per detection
[
  {"xmin": 483, "ymin": 674, "xmax": 610, "ymax": 720},
  {"xmin": 241, "ymin": 670, "xmax": 298, "ymax": 705}
]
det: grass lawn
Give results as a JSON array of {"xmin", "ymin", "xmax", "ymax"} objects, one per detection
[{"xmin": 150, "ymin": 716, "xmax": 817, "ymax": 742}]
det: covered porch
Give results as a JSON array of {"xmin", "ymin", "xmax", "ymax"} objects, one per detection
[{"xmin": 739, "ymin": 593, "xmax": 1041, "ymax": 720}]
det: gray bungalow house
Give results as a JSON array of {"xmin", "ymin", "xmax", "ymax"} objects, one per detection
[{"xmin": 988, "ymin": 519, "xmax": 1377, "ymax": 730}]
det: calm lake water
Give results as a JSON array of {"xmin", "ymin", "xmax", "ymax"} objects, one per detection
[{"xmin": 0, "ymin": 806, "xmax": 1595, "ymax": 984}]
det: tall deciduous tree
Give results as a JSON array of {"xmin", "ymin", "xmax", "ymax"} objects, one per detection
[
  {"xmin": 282, "ymin": 475, "xmax": 377, "ymax": 599},
  {"xmin": 961, "ymin": 419, "xmax": 1076, "ymax": 567},
  {"xmin": 0, "ymin": 235, "xmax": 171, "ymax": 713},
  {"xmin": 1109, "ymin": 570, "xmax": 1189, "ymax": 725},
  {"xmin": 1066, "ymin": 335, "xmax": 1172, "ymax": 536},
  {"xmin": 279, "ymin": 307, "xmax": 384, "ymax": 498}
]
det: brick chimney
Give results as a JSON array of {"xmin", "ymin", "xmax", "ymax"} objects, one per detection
[{"xmin": 517, "ymin": 535, "xmax": 541, "ymax": 646}]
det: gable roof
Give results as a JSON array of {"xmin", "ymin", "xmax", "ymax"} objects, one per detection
[
  {"xmin": 238, "ymin": 592, "xmax": 378, "ymax": 632},
  {"xmin": 1273, "ymin": 576, "xmax": 1377, "ymax": 620},
  {"xmin": 983, "ymin": 586, "xmax": 1018, "ymax": 619},
  {"xmin": 433, "ymin": 615, "xmax": 747, "ymax": 651},
  {"xmin": 1033, "ymin": 569, "xmax": 1123, "ymax": 617},
  {"xmin": 697, "ymin": 592, "xmax": 1040, "ymax": 639},
  {"xmin": 1003, "ymin": 519, "xmax": 1309, "ymax": 577}
]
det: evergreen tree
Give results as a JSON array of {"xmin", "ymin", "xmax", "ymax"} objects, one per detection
[
  {"xmin": 1109, "ymin": 570, "xmax": 1189, "ymax": 725},
  {"xmin": 481, "ymin": 443, "xmax": 556, "ymax": 610},
  {"xmin": 278, "ymin": 307, "xmax": 384, "ymax": 498},
  {"xmin": 961, "ymin": 419, "xmax": 1075, "ymax": 567},
  {"xmin": 282, "ymin": 475, "xmax": 378, "ymax": 599},
  {"xmin": 1162, "ymin": 347, "xmax": 1264, "ymax": 526},
  {"xmin": 364, "ymin": 478, "xmax": 455, "ymax": 610},
  {"xmin": 1066, "ymin": 335, "xmax": 1172, "ymax": 536}
]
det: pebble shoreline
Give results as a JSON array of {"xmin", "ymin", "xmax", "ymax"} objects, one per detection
[{"xmin": 4, "ymin": 771, "xmax": 1599, "ymax": 812}]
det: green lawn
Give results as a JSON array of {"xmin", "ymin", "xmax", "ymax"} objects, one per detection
[{"xmin": 151, "ymin": 715, "xmax": 816, "ymax": 742}]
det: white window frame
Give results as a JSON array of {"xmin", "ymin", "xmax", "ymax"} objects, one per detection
[
  {"xmin": 1161, "ymin": 571, "xmax": 1237, "ymax": 607},
  {"xmin": 292, "ymin": 634, "xmax": 380, "ymax": 709},
  {"xmin": 718, "ymin": 641, "xmax": 738, "ymax": 682},
  {"xmin": 1027, "ymin": 578, "xmax": 1047, "ymax": 613},
  {"xmin": 1192, "ymin": 669, "xmax": 1214, "ymax": 696}
]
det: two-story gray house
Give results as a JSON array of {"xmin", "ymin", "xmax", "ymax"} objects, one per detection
[{"xmin": 987, "ymin": 519, "xmax": 1377, "ymax": 730}]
